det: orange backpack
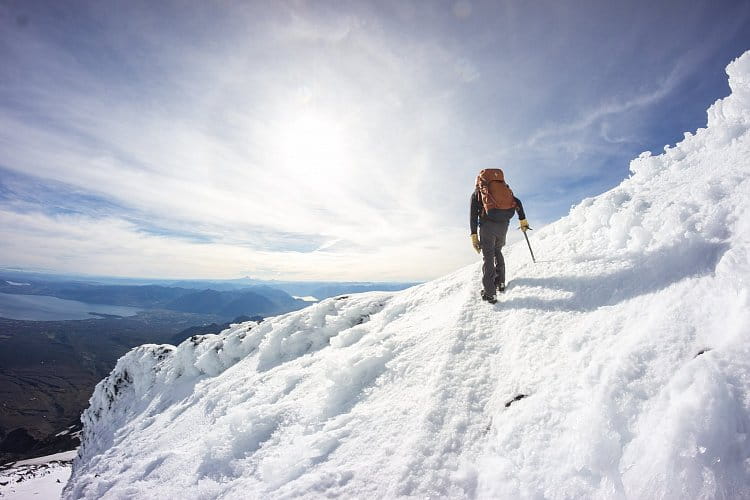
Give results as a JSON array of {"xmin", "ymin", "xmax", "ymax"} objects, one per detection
[{"xmin": 476, "ymin": 168, "xmax": 516, "ymax": 213}]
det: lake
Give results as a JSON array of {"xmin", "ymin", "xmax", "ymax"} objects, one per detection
[{"xmin": 0, "ymin": 293, "xmax": 142, "ymax": 321}]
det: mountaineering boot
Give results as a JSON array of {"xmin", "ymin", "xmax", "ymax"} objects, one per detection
[{"xmin": 481, "ymin": 290, "xmax": 497, "ymax": 304}]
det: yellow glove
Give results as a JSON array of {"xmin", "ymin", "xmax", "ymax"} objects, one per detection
[
  {"xmin": 471, "ymin": 233, "xmax": 480, "ymax": 253},
  {"xmin": 519, "ymin": 219, "xmax": 530, "ymax": 232}
]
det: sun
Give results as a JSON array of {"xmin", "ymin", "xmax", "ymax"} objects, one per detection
[{"xmin": 272, "ymin": 111, "xmax": 350, "ymax": 185}]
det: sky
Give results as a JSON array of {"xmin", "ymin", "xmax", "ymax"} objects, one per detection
[{"xmin": 1, "ymin": 0, "xmax": 749, "ymax": 281}]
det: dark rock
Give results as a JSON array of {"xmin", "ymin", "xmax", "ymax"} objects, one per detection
[{"xmin": 505, "ymin": 394, "xmax": 528, "ymax": 408}]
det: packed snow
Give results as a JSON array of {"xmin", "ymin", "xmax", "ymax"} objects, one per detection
[
  {"xmin": 64, "ymin": 52, "xmax": 750, "ymax": 499},
  {"xmin": 0, "ymin": 450, "xmax": 76, "ymax": 499}
]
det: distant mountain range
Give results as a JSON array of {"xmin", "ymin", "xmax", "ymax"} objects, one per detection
[
  {"xmin": 163, "ymin": 287, "xmax": 298, "ymax": 317},
  {"xmin": 0, "ymin": 280, "xmax": 303, "ymax": 320},
  {"xmin": 0, "ymin": 271, "xmax": 419, "ymax": 320}
]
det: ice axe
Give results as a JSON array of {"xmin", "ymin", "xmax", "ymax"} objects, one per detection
[{"xmin": 521, "ymin": 227, "xmax": 536, "ymax": 263}]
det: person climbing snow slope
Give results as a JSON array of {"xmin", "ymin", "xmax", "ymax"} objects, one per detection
[{"xmin": 470, "ymin": 168, "xmax": 529, "ymax": 304}]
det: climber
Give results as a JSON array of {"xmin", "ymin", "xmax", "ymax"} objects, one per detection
[{"xmin": 470, "ymin": 168, "xmax": 529, "ymax": 304}]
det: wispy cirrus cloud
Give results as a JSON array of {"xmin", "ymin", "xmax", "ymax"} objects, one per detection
[{"xmin": 1, "ymin": 0, "xmax": 748, "ymax": 279}]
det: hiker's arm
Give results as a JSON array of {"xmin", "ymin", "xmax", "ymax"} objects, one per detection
[
  {"xmin": 470, "ymin": 192, "xmax": 481, "ymax": 234},
  {"xmin": 514, "ymin": 197, "xmax": 526, "ymax": 220}
]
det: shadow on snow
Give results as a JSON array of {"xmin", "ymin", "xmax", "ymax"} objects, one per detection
[{"xmin": 502, "ymin": 238, "xmax": 728, "ymax": 312}]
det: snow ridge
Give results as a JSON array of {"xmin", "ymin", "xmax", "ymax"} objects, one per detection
[
  {"xmin": 65, "ymin": 52, "xmax": 750, "ymax": 499},
  {"xmin": 76, "ymin": 291, "xmax": 392, "ymax": 461}
]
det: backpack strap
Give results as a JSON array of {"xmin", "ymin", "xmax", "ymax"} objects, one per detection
[{"xmin": 482, "ymin": 179, "xmax": 503, "ymax": 211}]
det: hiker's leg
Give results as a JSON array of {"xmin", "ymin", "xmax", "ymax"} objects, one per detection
[
  {"xmin": 495, "ymin": 220, "xmax": 509, "ymax": 286},
  {"xmin": 479, "ymin": 224, "xmax": 497, "ymax": 296},
  {"xmin": 495, "ymin": 245, "xmax": 506, "ymax": 286}
]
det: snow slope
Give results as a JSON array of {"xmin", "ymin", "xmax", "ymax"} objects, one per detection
[
  {"xmin": 1, "ymin": 450, "xmax": 76, "ymax": 499},
  {"xmin": 64, "ymin": 52, "xmax": 750, "ymax": 499}
]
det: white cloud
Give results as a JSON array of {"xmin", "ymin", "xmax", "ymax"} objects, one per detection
[
  {"xmin": 0, "ymin": 209, "xmax": 472, "ymax": 281},
  {"xmin": 0, "ymin": 2, "xmax": 489, "ymax": 280},
  {"xmin": 1, "ymin": 0, "xmax": 743, "ymax": 279}
]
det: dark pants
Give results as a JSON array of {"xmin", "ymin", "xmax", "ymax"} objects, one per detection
[{"xmin": 479, "ymin": 219, "xmax": 508, "ymax": 296}]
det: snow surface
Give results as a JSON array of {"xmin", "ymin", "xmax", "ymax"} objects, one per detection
[
  {"xmin": 65, "ymin": 52, "xmax": 750, "ymax": 499},
  {"xmin": 4, "ymin": 281, "xmax": 30, "ymax": 286},
  {"xmin": 14, "ymin": 451, "xmax": 78, "ymax": 467},
  {"xmin": 293, "ymin": 296, "xmax": 320, "ymax": 303},
  {"xmin": 1, "ymin": 450, "xmax": 75, "ymax": 499}
]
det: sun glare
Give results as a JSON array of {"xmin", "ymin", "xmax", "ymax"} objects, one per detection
[{"xmin": 273, "ymin": 111, "xmax": 350, "ymax": 186}]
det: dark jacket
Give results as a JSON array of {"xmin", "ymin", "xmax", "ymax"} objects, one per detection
[{"xmin": 470, "ymin": 190, "xmax": 526, "ymax": 234}]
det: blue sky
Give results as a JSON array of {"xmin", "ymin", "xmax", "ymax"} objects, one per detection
[{"xmin": 1, "ymin": 0, "xmax": 749, "ymax": 281}]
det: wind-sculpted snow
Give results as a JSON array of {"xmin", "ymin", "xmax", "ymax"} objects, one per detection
[
  {"xmin": 74, "ymin": 292, "xmax": 393, "ymax": 465},
  {"xmin": 66, "ymin": 52, "xmax": 750, "ymax": 499}
]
